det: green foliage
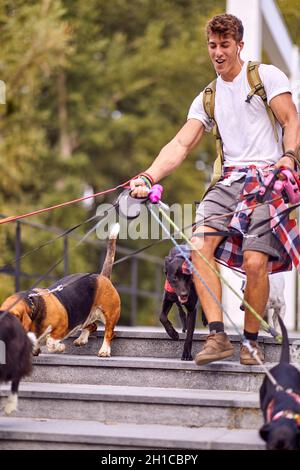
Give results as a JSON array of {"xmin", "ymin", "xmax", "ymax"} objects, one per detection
[
  {"xmin": 277, "ymin": 0, "xmax": 300, "ymax": 47},
  {"xmin": 2, "ymin": 0, "xmax": 296, "ymax": 325}
]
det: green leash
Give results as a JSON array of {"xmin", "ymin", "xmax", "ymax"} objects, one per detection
[{"xmin": 156, "ymin": 204, "xmax": 282, "ymax": 343}]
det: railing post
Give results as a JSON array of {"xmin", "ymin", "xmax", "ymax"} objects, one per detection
[
  {"xmin": 155, "ymin": 263, "xmax": 162, "ymax": 312},
  {"xmin": 63, "ymin": 236, "xmax": 69, "ymax": 277},
  {"xmin": 131, "ymin": 257, "xmax": 138, "ymax": 326},
  {"xmin": 15, "ymin": 222, "xmax": 21, "ymax": 292}
]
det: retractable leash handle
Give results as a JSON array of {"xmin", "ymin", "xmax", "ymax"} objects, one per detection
[
  {"xmin": 116, "ymin": 184, "xmax": 166, "ymax": 219},
  {"xmin": 148, "ymin": 184, "xmax": 170, "ymax": 211},
  {"xmin": 279, "ymin": 169, "xmax": 300, "ymax": 204},
  {"xmin": 258, "ymin": 174, "xmax": 283, "ymax": 196},
  {"xmin": 116, "ymin": 188, "xmax": 148, "ymax": 219},
  {"xmin": 258, "ymin": 168, "xmax": 282, "ymax": 201},
  {"xmin": 258, "ymin": 167, "xmax": 300, "ymax": 204},
  {"xmin": 148, "ymin": 184, "xmax": 163, "ymax": 203}
]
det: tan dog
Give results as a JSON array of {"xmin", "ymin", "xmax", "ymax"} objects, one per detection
[{"xmin": 0, "ymin": 224, "xmax": 121, "ymax": 357}]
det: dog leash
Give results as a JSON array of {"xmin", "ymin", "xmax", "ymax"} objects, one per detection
[
  {"xmin": 0, "ymin": 179, "xmax": 132, "ymax": 226},
  {"xmin": 0, "ymin": 167, "xmax": 297, "ymax": 272},
  {"xmin": 0, "ymin": 210, "xmax": 115, "ymax": 323},
  {"xmin": 0, "ymin": 173, "xmax": 294, "ymax": 332},
  {"xmin": 0, "ymin": 208, "xmax": 117, "ymax": 275},
  {"xmin": 152, "ymin": 202, "xmax": 280, "ymax": 340},
  {"xmin": 114, "ymin": 192, "xmax": 300, "ymax": 268},
  {"xmin": 0, "ymin": 191, "xmax": 126, "ymax": 293},
  {"xmin": 1, "ymin": 193, "xmax": 293, "ymax": 278},
  {"xmin": 117, "ymin": 182, "xmax": 283, "ymax": 338},
  {"xmin": 138, "ymin": 183, "xmax": 284, "ymax": 343},
  {"xmin": 146, "ymin": 200, "xmax": 287, "ymax": 384}
]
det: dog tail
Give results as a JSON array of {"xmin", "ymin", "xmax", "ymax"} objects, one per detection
[
  {"xmin": 100, "ymin": 223, "xmax": 120, "ymax": 279},
  {"xmin": 276, "ymin": 313, "xmax": 290, "ymax": 364}
]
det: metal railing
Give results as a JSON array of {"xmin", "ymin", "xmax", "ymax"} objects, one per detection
[{"xmin": 0, "ymin": 216, "xmax": 164, "ymax": 326}]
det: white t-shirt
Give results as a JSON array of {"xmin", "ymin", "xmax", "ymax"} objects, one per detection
[{"xmin": 187, "ymin": 63, "xmax": 291, "ymax": 166}]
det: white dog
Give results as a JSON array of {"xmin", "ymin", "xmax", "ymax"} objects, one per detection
[
  {"xmin": 240, "ymin": 272, "xmax": 285, "ymax": 330},
  {"xmin": 265, "ymin": 272, "xmax": 286, "ymax": 331}
]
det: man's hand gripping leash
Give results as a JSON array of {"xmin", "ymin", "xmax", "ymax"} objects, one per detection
[
  {"xmin": 118, "ymin": 177, "xmax": 167, "ymax": 219},
  {"xmin": 258, "ymin": 167, "xmax": 300, "ymax": 204}
]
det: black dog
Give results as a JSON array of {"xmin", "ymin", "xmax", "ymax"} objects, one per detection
[
  {"xmin": 0, "ymin": 311, "xmax": 33, "ymax": 415},
  {"xmin": 259, "ymin": 314, "xmax": 300, "ymax": 450},
  {"xmin": 160, "ymin": 245, "xmax": 207, "ymax": 361}
]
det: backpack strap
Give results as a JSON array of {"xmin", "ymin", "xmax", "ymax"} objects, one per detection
[
  {"xmin": 202, "ymin": 61, "xmax": 281, "ymax": 193},
  {"xmin": 203, "ymin": 80, "xmax": 223, "ymax": 189},
  {"xmin": 246, "ymin": 61, "xmax": 279, "ymax": 142}
]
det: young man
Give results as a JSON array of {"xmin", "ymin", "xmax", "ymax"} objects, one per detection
[{"xmin": 130, "ymin": 14, "xmax": 300, "ymax": 365}]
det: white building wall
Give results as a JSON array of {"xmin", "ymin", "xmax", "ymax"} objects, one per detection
[
  {"xmin": 224, "ymin": 0, "xmax": 300, "ymax": 331},
  {"xmin": 227, "ymin": 0, "xmax": 262, "ymax": 61}
]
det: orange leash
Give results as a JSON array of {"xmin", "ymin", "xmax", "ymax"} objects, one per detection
[{"xmin": 0, "ymin": 179, "xmax": 131, "ymax": 226}]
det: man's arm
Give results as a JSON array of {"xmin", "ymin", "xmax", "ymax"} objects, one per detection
[
  {"xmin": 270, "ymin": 92, "xmax": 300, "ymax": 170},
  {"xmin": 130, "ymin": 118, "xmax": 205, "ymax": 197}
]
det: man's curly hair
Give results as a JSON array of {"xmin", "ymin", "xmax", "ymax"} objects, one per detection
[{"xmin": 206, "ymin": 14, "xmax": 244, "ymax": 42}]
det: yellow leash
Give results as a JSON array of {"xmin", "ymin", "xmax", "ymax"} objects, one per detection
[{"xmin": 155, "ymin": 204, "xmax": 282, "ymax": 343}]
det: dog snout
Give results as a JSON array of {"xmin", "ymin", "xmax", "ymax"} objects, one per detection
[{"xmin": 177, "ymin": 291, "xmax": 189, "ymax": 304}]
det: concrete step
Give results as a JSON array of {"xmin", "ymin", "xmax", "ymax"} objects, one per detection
[
  {"xmin": 0, "ymin": 416, "xmax": 265, "ymax": 450},
  {"xmin": 62, "ymin": 327, "xmax": 300, "ymax": 363},
  {"xmin": 0, "ymin": 383, "xmax": 262, "ymax": 429},
  {"xmin": 27, "ymin": 354, "xmax": 276, "ymax": 391}
]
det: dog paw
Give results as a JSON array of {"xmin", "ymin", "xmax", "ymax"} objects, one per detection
[
  {"xmin": 98, "ymin": 350, "xmax": 111, "ymax": 357},
  {"xmin": 73, "ymin": 338, "xmax": 87, "ymax": 347},
  {"xmin": 181, "ymin": 352, "xmax": 193, "ymax": 361},
  {"xmin": 46, "ymin": 336, "xmax": 65, "ymax": 353},
  {"xmin": 4, "ymin": 403, "xmax": 17, "ymax": 415},
  {"xmin": 4, "ymin": 395, "xmax": 18, "ymax": 416},
  {"xmin": 170, "ymin": 332, "xmax": 180, "ymax": 341},
  {"xmin": 32, "ymin": 347, "xmax": 41, "ymax": 356},
  {"xmin": 48, "ymin": 343, "xmax": 65, "ymax": 353},
  {"xmin": 55, "ymin": 343, "xmax": 65, "ymax": 353},
  {"xmin": 164, "ymin": 327, "xmax": 179, "ymax": 341}
]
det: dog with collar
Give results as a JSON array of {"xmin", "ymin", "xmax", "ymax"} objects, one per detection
[
  {"xmin": 0, "ymin": 223, "xmax": 121, "ymax": 357},
  {"xmin": 160, "ymin": 245, "xmax": 207, "ymax": 361},
  {"xmin": 0, "ymin": 311, "xmax": 34, "ymax": 415},
  {"xmin": 259, "ymin": 313, "xmax": 300, "ymax": 450}
]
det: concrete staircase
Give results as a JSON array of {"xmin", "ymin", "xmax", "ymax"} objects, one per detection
[{"xmin": 1, "ymin": 327, "xmax": 299, "ymax": 449}]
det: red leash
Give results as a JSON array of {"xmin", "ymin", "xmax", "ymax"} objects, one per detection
[{"xmin": 0, "ymin": 179, "xmax": 131, "ymax": 226}]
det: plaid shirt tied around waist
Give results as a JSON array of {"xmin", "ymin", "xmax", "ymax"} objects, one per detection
[{"xmin": 213, "ymin": 165, "xmax": 300, "ymax": 274}]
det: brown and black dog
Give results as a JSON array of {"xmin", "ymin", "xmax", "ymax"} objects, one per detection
[{"xmin": 0, "ymin": 223, "xmax": 121, "ymax": 357}]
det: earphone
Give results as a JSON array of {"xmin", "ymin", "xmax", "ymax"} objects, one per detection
[{"xmin": 237, "ymin": 46, "xmax": 243, "ymax": 69}]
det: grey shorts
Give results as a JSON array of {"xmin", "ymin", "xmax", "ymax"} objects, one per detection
[{"xmin": 195, "ymin": 178, "xmax": 282, "ymax": 259}]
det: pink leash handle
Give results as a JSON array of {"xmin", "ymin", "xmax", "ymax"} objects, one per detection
[
  {"xmin": 279, "ymin": 169, "xmax": 300, "ymax": 204},
  {"xmin": 259, "ymin": 168, "xmax": 300, "ymax": 204},
  {"xmin": 258, "ymin": 174, "xmax": 274, "ymax": 196},
  {"xmin": 148, "ymin": 184, "xmax": 163, "ymax": 203}
]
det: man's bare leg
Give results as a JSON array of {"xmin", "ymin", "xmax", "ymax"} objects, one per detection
[
  {"xmin": 243, "ymin": 250, "xmax": 269, "ymax": 332},
  {"xmin": 241, "ymin": 250, "xmax": 269, "ymax": 364},
  {"xmin": 191, "ymin": 226, "xmax": 234, "ymax": 365},
  {"xmin": 191, "ymin": 226, "xmax": 224, "ymax": 322}
]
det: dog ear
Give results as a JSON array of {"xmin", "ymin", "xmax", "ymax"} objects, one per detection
[
  {"xmin": 14, "ymin": 307, "xmax": 33, "ymax": 331},
  {"xmin": 164, "ymin": 256, "xmax": 171, "ymax": 271},
  {"xmin": 259, "ymin": 423, "xmax": 271, "ymax": 442}
]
